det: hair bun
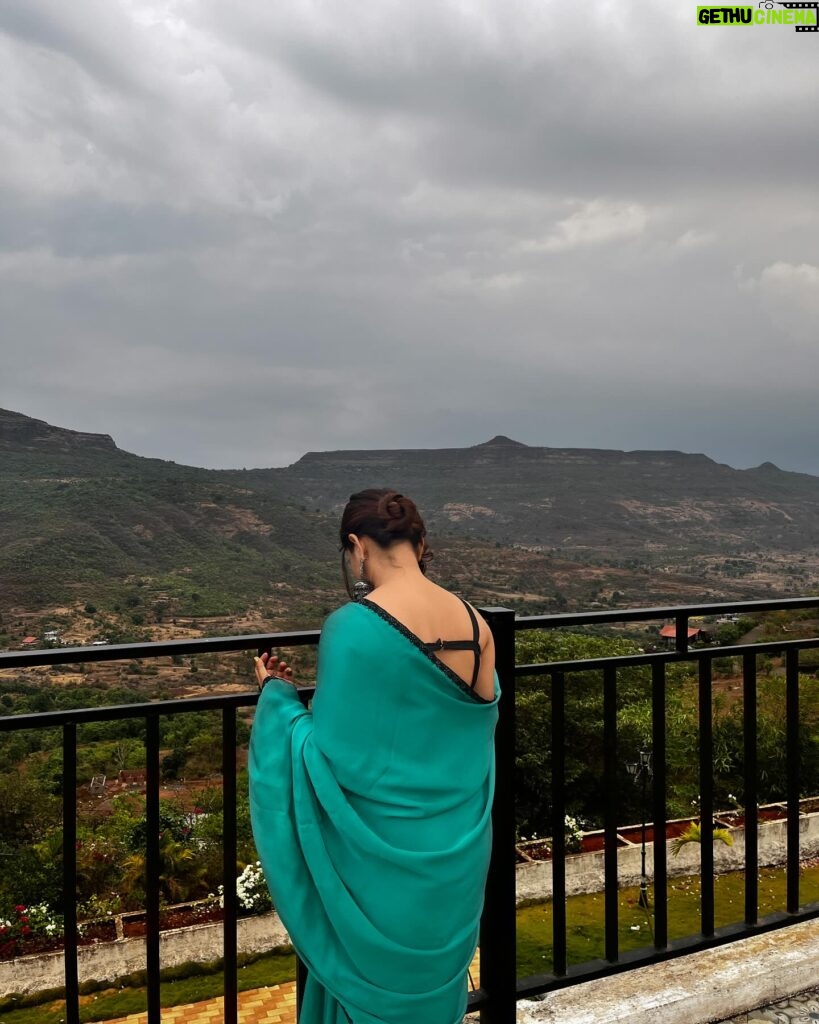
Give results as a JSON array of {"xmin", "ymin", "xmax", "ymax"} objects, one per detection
[
  {"xmin": 377, "ymin": 491, "xmax": 412, "ymax": 531},
  {"xmin": 339, "ymin": 487, "xmax": 432, "ymax": 578}
]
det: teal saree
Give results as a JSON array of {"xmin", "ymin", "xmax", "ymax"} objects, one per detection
[{"xmin": 249, "ymin": 599, "xmax": 499, "ymax": 1024}]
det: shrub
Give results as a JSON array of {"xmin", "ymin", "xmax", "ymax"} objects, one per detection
[{"xmin": 218, "ymin": 862, "xmax": 273, "ymax": 916}]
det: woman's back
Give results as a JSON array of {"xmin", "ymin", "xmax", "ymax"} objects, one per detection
[{"xmin": 362, "ymin": 577, "xmax": 497, "ymax": 701}]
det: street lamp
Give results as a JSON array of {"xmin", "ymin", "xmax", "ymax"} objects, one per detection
[{"xmin": 626, "ymin": 749, "xmax": 653, "ymax": 909}]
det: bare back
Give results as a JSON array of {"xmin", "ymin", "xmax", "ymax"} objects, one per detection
[{"xmin": 365, "ymin": 578, "xmax": 496, "ymax": 700}]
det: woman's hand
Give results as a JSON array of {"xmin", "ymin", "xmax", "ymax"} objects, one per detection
[{"xmin": 254, "ymin": 653, "xmax": 295, "ymax": 690}]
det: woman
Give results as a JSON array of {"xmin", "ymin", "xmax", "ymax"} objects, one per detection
[{"xmin": 249, "ymin": 489, "xmax": 499, "ymax": 1024}]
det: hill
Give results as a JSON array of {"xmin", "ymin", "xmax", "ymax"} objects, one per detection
[
  {"xmin": 0, "ymin": 410, "xmax": 339, "ymax": 625},
  {"xmin": 276, "ymin": 434, "xmax": 819, "ymax": 556},
  {"xmin": 2, "ymin": 410, "xmax": 819, "ymax": 641}
]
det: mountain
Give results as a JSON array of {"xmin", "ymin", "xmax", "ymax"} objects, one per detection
[
  {"xmin": 0, "ymin": 408, "xmax": 117, "ymax": 453},
  {"xmin": 0, "ymin": 410, "xmax": 338, "ymax": 621},
  {"xmin": 2, "ymin": 409, "xmax": 819, "ymax": 627},
  {"xmin": 276, "ymin": 436, "xmax": 819, "ymax": 557}
]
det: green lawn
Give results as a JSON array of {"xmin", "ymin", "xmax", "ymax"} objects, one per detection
[
  {"xmin": 2, "ymin": 863, "xmax": 818, "ymax": 1024},
  {"xmin": 517, "ymin": 861, "xmax": 819, "ymax": 977}
]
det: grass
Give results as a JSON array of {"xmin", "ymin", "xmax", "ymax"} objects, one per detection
[
  {"xmin": 2, "ymin": 864, "xmax": 818, "ymax": 1023},
  {"xmin": 516, "ymin": 860, "xmax": 819, "ymax": 977}
]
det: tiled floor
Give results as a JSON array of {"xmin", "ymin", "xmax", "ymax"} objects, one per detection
[
  {"xmin": 97, "ymin": 982, "xmax": 297, "ymax": 1023},
  {"xmin": 718, "ymin": 987, "xmax": 819, "ymax": 1023}
]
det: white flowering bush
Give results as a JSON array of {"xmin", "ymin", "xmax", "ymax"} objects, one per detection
[
  {"xmin": 0, "ymin": 903, "xmax": 63, "ymax": 958},
  {"xmin": 564, "ymin": 814, "xmax": 585, "ymax": 853},
  {"xmin": 216, "ymin": 862, "xmax": 272, "ymax": 916},
  {"xmin": 26, "ymin": 903, "xmax": 62, "ymax": 937}
]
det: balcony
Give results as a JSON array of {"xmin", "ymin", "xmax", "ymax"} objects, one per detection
[{"xmin": 1, "ymin": 597, "xmax": 819, "ymax": 1024}]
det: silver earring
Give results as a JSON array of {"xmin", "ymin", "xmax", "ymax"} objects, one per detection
[{"xmin": 353, "ymin": 558, "xmax": 372, "ymax": 602}]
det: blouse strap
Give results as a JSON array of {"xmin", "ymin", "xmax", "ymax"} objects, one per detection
[{"xmin": 459, "ymin": 599, "xmax": 481, "ymax": 689}]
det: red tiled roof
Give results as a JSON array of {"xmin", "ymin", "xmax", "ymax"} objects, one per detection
[{"xmin": 659, "ymin": 625, "xmax": 703, "ymax": 638}]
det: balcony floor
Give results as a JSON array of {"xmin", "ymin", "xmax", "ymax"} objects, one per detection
[{"xmin": 91, "ymin": 983, "xmax": 819, "ymax": 1024}]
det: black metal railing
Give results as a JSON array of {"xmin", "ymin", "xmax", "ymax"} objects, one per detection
[
  {"xmin": 509, "ymin": 596, "xmax": 819, "ymax": 1018},
  {"xmin": 0, "ymin": 630, "xmax": 319, "ymax": 1024},
  {"xmin": 2, "ymin": 597, "xmax": 819, "ymax": 1024}
]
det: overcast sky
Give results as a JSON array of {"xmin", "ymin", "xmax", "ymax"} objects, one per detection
[{"xmin": 2, "ymin": 1, "xmax": 819, "ymax": 473}]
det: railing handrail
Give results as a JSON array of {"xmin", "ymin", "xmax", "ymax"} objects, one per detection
[
  {"xmin": 515, "ymin": 594, "xmax": 819, "ymax": 630},
  {"xmin": 3, "ymin": 593, "xmax": 814, "ymax": 671},
  {"xmin": 3, "ymin": 591, "xmax": 818, "ymax": 673},
  {"xmin": 0, "ymin": 691, "xmax": 264, "ymax": 730},
  {"xmin": 516, "ymin": 635, "xmax": 819, "ymax": 675},
  {"xmin": 0, "ymin": 627, "xmax": 321, "ymax": 671}
]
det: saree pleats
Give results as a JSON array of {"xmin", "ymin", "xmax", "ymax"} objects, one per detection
[{"xmin": 249, "ymin": 602, "xmax": 499, "ymax": 1024}]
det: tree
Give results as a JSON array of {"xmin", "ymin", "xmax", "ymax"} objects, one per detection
[
  {"xmin": 513, "ymin": 631, "xmax": 702, "ymax": 833},
  {"xmin": 514, "ymin": 631, "xmax": 657, "ymax": 833}
]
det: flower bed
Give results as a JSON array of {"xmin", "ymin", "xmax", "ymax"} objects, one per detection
[
  {"xmin": 714, "ymin": 806, "xmax": 788, "ymax": 829},
  {"xmin": 618, "ymin": 820, "xmax": 697, "ymax": 845},
  {"xmin": 0, "ymin": 906, "xmax": 116, "ymax": 962},
  {"xmin": 120, "ymin": 904, "xmax": 224, "ymax": 939},
  {"xmin": 516, "ymin": 804, "xmax": 796, "ymax": 864},
  {"xmin": 0, "ymin": 861, "xmax": 272, "ymax": 961},
  {"xmin": 516, "ymin": 831, "xmax": 630, "ymax": 862}
]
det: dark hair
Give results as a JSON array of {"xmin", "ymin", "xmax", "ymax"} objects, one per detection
[{"xmin": 339, "ymin": 489, "xmax": 432, "ymax": 573}]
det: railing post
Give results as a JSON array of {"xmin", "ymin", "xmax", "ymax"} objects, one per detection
[
  {"xmin": 62, "ymin": 722, "xmax": 80, "ymax": 1024},
  {"xmin": 786, "ymin": 648, "xmax": 800, "ymax": 914},
  {"xmin": 651, "ymin": 662, "xmax": 668, "ymax": 950},
  {"xmin": 479, "ymin": 607, "xmax": 517, "ymax": 1024},
  {"xmin": 550, "ymin": 671, "xmax": 567, "ymax": 977},
  {"xmin": 698, "ymin": 657, "xmax": 715, "ymax": 937},
  {"xmin": 743, "ymin": 652, "xmax": 759, "ymax": 926},
  {"xmin": 602, "ymin": 666, "xmax": 619, "ymax": 963},
  {"xmin": 145, "ymin": 715, "xmax": 161, "ymax": 1024},
  {"xmin": 675, "ymin": 614, "xmax": 689, "ymax": 655},
  {"xmin": 222, "ymin": 706, "xmax": 238, "ymax": 1024}
]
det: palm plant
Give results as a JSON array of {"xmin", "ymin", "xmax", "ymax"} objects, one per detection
[{"xmin": 671, "ymin": 821, "xmax": 734, "ymax": 856}]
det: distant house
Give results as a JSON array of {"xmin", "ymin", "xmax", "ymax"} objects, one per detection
[
  {"xmin": 119, "ymin": 769, "xmax": 147, "ymax": 787},
  {"xmin": 659, "ymin": 624, "xmax": 710, "ymax": 644},
  {"xmin": 21, "ymin": 636, "xmax": 38, "ymax": 647},
  {"xmin": 43, "ymin": 630, "xmax": 60, "ymax": 643}
]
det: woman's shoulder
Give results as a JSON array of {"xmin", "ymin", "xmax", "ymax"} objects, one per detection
[{"xmin": 321, "ymin": 601, "xmax": 371, "ymax": 638}]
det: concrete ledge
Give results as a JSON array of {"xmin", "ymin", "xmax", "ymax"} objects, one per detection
[
  {"xmin": 515, "ymin": 919, "xmax": 819, "ymax": 1023},
  {"xmin": 516, "ymin": 810, "xmax": 819, "ymax": 904}
]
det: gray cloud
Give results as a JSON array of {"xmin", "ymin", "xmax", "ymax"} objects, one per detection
[{"xmin": 2, "ymin": 0, "xmax": 818, "ymax": 475}]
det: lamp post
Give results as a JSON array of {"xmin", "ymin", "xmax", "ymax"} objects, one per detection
[{"xmin": 626, "ymin": 749, "xmax": 653, "ymax": 910}]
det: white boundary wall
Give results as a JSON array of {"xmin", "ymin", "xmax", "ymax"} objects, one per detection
[
  {"xmin": 0, "ymin": 910, "xmax": 289, "ymax": 997},
  {"xmin": 515, "ymin": 809, "xmax": 819, "ymax": 904}
]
